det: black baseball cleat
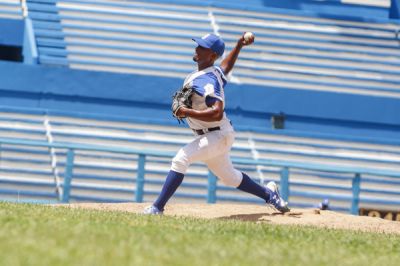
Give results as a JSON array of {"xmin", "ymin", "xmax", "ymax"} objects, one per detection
[{"xmin": 265, "ymin": 181, "xmax": 290, "ymax": 213}]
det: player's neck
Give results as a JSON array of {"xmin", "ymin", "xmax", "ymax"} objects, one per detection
[{"xmin": 197, "ymin": 63, "xmax": 214, "ymax": 71}]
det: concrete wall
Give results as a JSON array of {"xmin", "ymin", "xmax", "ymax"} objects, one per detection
[
  {"xmin": 0, "ymin": 61, "xmax": 399, "ymax": 140},
  {"xmin": 390, "ymin": 0, "xmax": 400, "ymax": 19},
  {"xmin": 0, "ymin": 18, "xmax": 24, "ymax": 46}
]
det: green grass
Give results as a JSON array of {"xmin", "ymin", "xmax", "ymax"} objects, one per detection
[{"xmin": 0, "ymin": 202, "xmax": 399, "ymax": 266}]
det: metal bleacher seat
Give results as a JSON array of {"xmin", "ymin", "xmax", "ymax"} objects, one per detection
[
  {"xmin": 0, "ymin": 0, "xmax": 22, "ymax": 19},
  {"xmin": 2, "ymin": 1, "xmax": 399, "ymax": 211},
  {"xmin": 45, "ymin": 113, "xmax": 254, "ymax": 203},
  {"xmin": 248, "ymin": 130, "xmax": 400, "ymax": 210},
  {"xmin": 28, "ymin": 0, "xmax": 211, "ymax": 78},
  {"xmin": 0, "ymin": 107, "xmax": 399, "ymax": 211},
  {"xmin": 26, "ymin": 0, "xmax": 400, "ymax": 98},
  {"xmin": 0, "ymin": 110, "xmax": 58, "ymax": 202},
  {"xmin": 215, "ymin": 7, "xmax": 400, "ymax": 98}
]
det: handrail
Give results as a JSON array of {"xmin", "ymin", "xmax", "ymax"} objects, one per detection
[
  {"xmin": 0, "ymin": 137, "xmax": 399, "ymax": 214},
  {"xmin": 1, "ymin": 137, "xmax": 399, "ymax": 177},
  {"xmin": 0, "ymin": 137, "xmax": 173, "ymax": 157}
]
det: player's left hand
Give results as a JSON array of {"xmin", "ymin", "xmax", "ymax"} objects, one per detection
[
  {"xmin": 175, "ymin": 107, "xmax": 186, "ymax": 118},
  {"xmin": 171, "ymin": 85, "xmax": 194, "ymax": 123}
]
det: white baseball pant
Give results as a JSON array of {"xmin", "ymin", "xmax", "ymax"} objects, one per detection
[{"xmin": 170, "ymin": 129, "xmax": 243, "ymax": 187}]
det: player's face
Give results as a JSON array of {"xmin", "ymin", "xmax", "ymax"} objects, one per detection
[{"xmin": 193, "ymin": 45, "xmax": 218, "ymax": 66}]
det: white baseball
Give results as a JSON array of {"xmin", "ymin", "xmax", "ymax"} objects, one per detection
[{"xmin": 244, "ymin": 32, "xmax": 254, "ymax": 42}]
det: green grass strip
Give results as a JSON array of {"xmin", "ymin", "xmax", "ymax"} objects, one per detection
[{"xmin": 0, "ymin": 202, "xmax": 399, "ymax": 266}]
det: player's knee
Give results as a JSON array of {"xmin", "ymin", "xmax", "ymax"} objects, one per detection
[
  {"xmin": 218, "ymin": 170, "xmax": 242, "ymax": 187},
  {"xmin": 171, "ymin": 152, "xmax": 190, "ymax": 174}
]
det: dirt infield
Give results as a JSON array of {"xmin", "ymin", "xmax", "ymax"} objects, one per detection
[{"xmin": 64, "ymin": 203, "xmax": 400, "ymax": 235}]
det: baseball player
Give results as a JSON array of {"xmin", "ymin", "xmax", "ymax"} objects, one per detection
[{"xmin": 144, "ymin": 33, "xmax": 290, "ymax": 214}]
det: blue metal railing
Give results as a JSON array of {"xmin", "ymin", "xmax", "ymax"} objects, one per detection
[{"xmin": 0, "ymin": 137, "xmax": 399, "ymax": 214}]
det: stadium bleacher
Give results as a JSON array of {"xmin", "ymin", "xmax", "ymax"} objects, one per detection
[
  {"xmin": 0, "ymin": 0, "xmax": 399, "ymax": 214},
  {"xmin": 0, "ymin": 0, "xmax": 23, "ymax": 19},
  {"xmin": 0, "ymin": 107, "xmax": 399, "ymax": 212},
  {"xmin": 0, "ymin": 111, "xmax": 57, "ymax": 202},
  {"xmin": 27, "ymin": 0, "xmax": 400, "ymax": 97}
]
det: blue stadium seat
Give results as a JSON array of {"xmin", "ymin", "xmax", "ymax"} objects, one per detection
[{"xmin": 25, "ymin": 0, "xmax": 400, "ymax": 97}]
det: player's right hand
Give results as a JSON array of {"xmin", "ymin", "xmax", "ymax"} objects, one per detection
[{"xmin": 241, "ymin": 32, "xmax": 255, "ymax": 46}]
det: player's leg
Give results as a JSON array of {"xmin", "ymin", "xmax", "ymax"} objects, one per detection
[
  {"xmin": 205, "ymin": 154, "xmax": 270, "ymax": 202},
  {"xmin": 148, "ymin": 132, "xmax": 228, "ymax": 213},
  {"xmin": 149, "ymin": 170, "xmax": 184, "ymax": 213},
  {"xmin": 205, "ymin": 153, "xmax": 290, "ymax": 213}
]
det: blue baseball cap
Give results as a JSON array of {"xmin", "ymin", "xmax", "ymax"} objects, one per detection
[{"xmin": 192, "ymin": 34, "xmax": 225, "ymax": 57}]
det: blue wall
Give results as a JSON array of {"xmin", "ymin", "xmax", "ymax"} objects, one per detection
[
  {"xmin": 0, "ymin": 18, "xmax": 24, "ymax": 47},
  {"xmin": 0, "ymin": 61, "xmax": 399, "ymax": 140},
  {"xmin": 390, "ymin": 0, "xmax": 400, "ymax": 19}
]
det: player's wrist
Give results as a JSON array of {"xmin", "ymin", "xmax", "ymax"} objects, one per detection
[{"xmin": 236, "ymin": 39, "xmax": 244, "ymax": 48}]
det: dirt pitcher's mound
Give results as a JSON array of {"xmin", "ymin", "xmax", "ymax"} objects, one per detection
[{"xmin": 64, "ymin": 203, "xmax": 400, "ymax": 235}]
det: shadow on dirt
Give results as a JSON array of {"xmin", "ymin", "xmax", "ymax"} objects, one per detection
[{"xmin": 218, "ymin": 211, "xmax": 303, "ymax": 221}]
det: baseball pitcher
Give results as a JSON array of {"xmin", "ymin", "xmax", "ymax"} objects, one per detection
[{"xmin": 144, "ymin": 32, "xmax": 290, "ymax": 214}]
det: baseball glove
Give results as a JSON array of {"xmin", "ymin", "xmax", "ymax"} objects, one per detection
[{"xmin": 171, "ymin": 85, "xmax": 194, "ymax": 123}]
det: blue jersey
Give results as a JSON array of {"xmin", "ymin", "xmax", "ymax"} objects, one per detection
[{"xmin": 183, "ymin": 66, "xmax": 230, "ymax": 130}]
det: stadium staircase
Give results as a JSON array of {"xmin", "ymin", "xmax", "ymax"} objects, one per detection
[
  {"xmin": 25, "ymin": 0, "xmax": 400, "ymax": 98},
  {"xmin": 0, "ymin": 108, "xmax": 399, "ymax": 213}
]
